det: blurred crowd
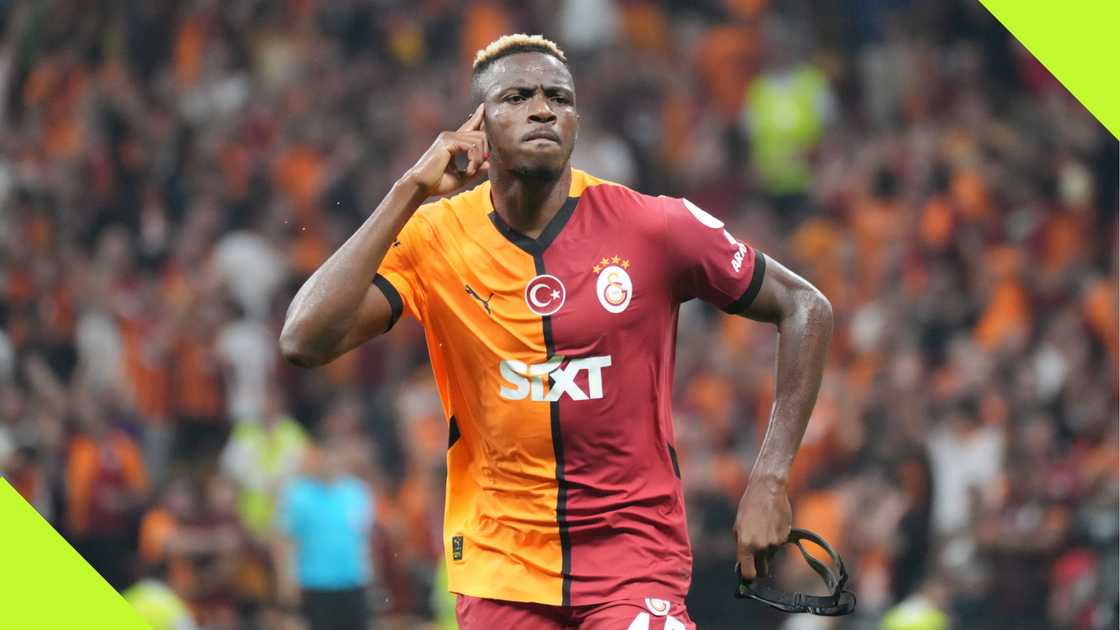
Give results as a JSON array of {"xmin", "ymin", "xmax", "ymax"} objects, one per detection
[{"xmin": 0, "ymin": 0, "xmax": 1116, "ymax": 629}]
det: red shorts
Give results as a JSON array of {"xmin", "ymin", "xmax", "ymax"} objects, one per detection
[{"xmin": 456, "ymin": 595, "xmax": 696, "ymax": 629}]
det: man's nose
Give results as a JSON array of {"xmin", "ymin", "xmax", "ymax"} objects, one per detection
[{"xmin": 528, "ymin": 94, "xmax": 556, "ymax": 123}]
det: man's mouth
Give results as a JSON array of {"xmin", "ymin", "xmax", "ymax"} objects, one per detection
[{"xmin": 522, "ymin": 130, "xmax": 560, "ymax": 143}]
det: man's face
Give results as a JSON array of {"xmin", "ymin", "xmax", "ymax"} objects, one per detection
[{"xmin": 479, "ymin": 53, "xmax": 578, "ymax": 179}]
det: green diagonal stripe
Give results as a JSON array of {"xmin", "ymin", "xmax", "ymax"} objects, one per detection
[
  {"xmin": 0, "ymin": 479, "xmax": 149, "ymax": 629},
  {"xmin": 979, "ymin": 0, "xmax": 1120, "ymax": 138}
]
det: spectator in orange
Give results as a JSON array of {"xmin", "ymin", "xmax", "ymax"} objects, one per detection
[
  {"xmin": 182, "ymin": 475, "xmax": 249, "ymax": 629},
  {"xmin": 66, "ymin": 387, "xmax": 150, "ymax": 590},
  {"xmin": 138, "ymin": 474, "xmax": 246, "ymax": 629},
  {"xmin": 170, "ymin": 298, "xmax": 228, "ymax": 466},
  {"xmin": 138, "ymin": 475, "xmax": 195, "ymax": 598},
  {"xmin": 119, "ymin": 279, "xmax": 173, "ymax": 425},
  {"xmin": 975, "ymin": 247, "xmax": 1030, "ymax": 351}
]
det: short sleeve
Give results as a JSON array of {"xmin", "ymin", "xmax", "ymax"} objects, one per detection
[
  {"xmin": 663, "ymin": 197, "xmax": 766, "ymax": 313},
  {"xmin": 373, "ymin": 210, "xmax": 431, "ymax": 331}
]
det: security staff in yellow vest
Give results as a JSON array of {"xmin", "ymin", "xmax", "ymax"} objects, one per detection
[{"xmin": 741, "ymin": 19, "xmax": 835, "ymax": 225}]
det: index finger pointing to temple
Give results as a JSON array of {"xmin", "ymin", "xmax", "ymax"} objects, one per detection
[{"xmin": 458, "ymin": 103, "xmax": 485, "ymax": 132}]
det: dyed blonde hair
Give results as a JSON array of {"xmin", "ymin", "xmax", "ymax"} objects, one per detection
[{"xmin": 472, "ymin": 34, "xmax": 567, "ymax": 73}]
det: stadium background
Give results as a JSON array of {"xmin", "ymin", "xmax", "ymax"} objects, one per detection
[{"xmin": 0, "ymin": 0, "xmax": 1116, "ymax": 628}]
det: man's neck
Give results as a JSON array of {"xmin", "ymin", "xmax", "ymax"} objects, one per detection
[{"xmin": 490, "ymin": 165, "xmax": 572, "ymax": 240}]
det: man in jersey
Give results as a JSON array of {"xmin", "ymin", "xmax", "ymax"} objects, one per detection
[{"xmin": 281, "ymin": 34, "xmax": 833, "ymax": 629}]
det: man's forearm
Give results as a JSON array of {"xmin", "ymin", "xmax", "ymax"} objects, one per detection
[
  {"xmin": 751, "ymin": 288, "xmax": 833, "ymax": 484},
  {"xmin": 280, "ymin": 178, "xmax": 428, "ymax": 364}
]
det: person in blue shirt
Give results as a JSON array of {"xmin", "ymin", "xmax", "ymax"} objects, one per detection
[{"xmin": 275, "ymin": 433, "xmax": 375, "ymax": 630}]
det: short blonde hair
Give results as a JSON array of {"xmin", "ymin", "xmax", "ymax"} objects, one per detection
[{"xmin": 472, "ymin": 34, "xmax": 567, "ymax": 73}]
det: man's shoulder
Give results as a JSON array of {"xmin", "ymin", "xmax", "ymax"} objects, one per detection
[
  {"xmin": 415, "ymin": 181, "xmax": 491, "ymax": 226},
  {"xmin": 573, "ymin": 168, "xmax": 669, "ymax": 212},
  {"xmin": 572, "ymin": 169, "xmax": 647, "ymax": 204},
  {"xmin": 414, "ymin": 171, "xmax": 673, "ymax": 230}
]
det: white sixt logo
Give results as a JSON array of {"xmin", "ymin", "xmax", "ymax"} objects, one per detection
[{"xmin": 499, "ymin": 355, "xmax": 612, "ymax": 401}]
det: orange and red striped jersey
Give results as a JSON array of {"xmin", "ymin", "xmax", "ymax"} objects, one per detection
[{"xmin": 375, "ymin": 169, "xmax": 764, "ymax": 606}]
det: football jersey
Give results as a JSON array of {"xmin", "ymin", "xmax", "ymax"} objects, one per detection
[{"xmin": 374, "ymin": 169, "xmax": 765, "ymax": 606}]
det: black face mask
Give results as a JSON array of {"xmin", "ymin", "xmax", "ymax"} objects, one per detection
[{"xmin": 734, "ymin": 528, "xmax": 857, "ymax": 617}]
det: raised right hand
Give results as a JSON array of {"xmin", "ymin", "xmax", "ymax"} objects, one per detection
[{"xmin": 403, "ymin": 103, "xmax": 490, "ymax": 197}]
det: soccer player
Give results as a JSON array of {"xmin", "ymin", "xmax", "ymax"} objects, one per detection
[{"xmin": 281, "ymin": 34, "xmax": 833, "ymax": 629}]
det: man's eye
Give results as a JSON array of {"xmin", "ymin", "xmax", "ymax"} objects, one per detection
[
  {"xmin": 551, "ymin": 96, "xmax": 570, "ymax": 104},
  {"xmin": 507, "ymin": 94, "xmax": 526, "ymax": 103}
]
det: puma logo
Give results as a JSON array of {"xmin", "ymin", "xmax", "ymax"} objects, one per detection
[{"xmin": 465, "ymin": 284, "xmax": 494, "ymax": 316}]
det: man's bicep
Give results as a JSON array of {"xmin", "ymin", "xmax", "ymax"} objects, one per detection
[
  {"xmin": 334, "ymin": 212, "xmax": 429, "ymax": 356},
  {"xmin": 736, "ymin": 254, "xmax": 822, "ymax": 324},
  {"xmin": 335, "ymin": 282, "xmax": 398, "ymax": 355}
]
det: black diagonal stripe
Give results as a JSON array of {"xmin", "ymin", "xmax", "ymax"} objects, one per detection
[
  {"xmin": 534, "ymin": 196, "xmax": 579, "ymax": 251},
  {"xmin": 372, "ymin": 274, "xmax": 404, "ymax": 332},
  {"xmin": 723, "ymin": 250, "xmax": 768, "ymax": 315},
  {"xmin": 448, "ymin": 415, "xmax": 461, "ymax": 449},
  {"xmin": 532, "ymin": 251, "xmax": 571, "ymax": 607},
  {"xmin": 668, "ymin": 444, "xmax": 681, "ymax": 480}
]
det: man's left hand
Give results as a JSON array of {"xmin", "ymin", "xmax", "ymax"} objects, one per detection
[{"xmin": 733, "ymin": 475, "xmax": 792, "ymax": 580}]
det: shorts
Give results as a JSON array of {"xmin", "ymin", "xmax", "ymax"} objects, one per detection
[
  {"xmin": 302, "ymin": 587, "xmax": 368, "ymax": 630},
  {"xmin": 456, "ymin": 594, "xmax": 696, "ymax": 629}
]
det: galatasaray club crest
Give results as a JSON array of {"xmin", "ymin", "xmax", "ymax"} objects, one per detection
[{"xmin": 592, "ymin": 255, "xmax": 633, "ymax": 314}]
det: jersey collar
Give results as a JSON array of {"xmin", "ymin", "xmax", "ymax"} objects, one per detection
[{"xmin": 487, "ymin": 189, "xmax": 580, "ymax": 256}]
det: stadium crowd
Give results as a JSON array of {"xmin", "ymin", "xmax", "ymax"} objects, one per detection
[{"xmin": 0, "ymin": 1, "xmax": 1116, "ymax": 629}]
